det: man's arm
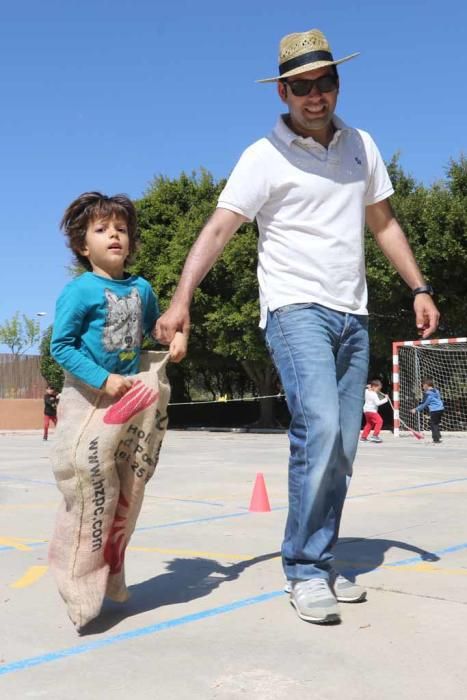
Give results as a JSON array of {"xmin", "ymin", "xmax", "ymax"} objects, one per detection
[
  {"xmin": 365, "ymin": 198, "xmax": 440, "ymax": 338},
  {"xmin": 155, "ymin": 207, "xmax": 248, "ymax": 344}
]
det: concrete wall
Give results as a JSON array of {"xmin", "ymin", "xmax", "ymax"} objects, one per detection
[{"xmin": 0, "ymin": 399, "xmax": 43, "ymax": 429}]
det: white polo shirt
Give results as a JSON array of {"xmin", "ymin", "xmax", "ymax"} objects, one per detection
[{"xmin": 217, "ymin": 115, "xmax": 394, "ymax": 328}]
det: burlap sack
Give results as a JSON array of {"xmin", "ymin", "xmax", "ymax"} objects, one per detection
[{"xmin": 49, "ymin": 351, "xmax": 170, "ymax": 629}]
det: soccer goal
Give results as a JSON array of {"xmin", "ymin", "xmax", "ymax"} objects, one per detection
[{"xmin": 392, "ymin": 337, "xmax": 467, "ymax": 437}]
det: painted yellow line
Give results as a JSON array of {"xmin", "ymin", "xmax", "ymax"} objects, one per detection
[
  {"xmin": 336, "ymin": 558, "xmax": 467, "ymax": 576},
  {"xmin": 382, "ymin": 562, "xmax": 467, "ymax": 575},
  {"xmin": 127, "ymin": 546, "xmax": 257, "ymax": 561},
  {"xmin": 1, "ymin": 536, "xmax": 47, "ymax": 546},
  {"xmin": 0, "ymin": 537, "xmax": 32, "ymax": 551},
  {"xmin": 10, "ymin": 565, "xmax": 48, "ymax": 588}
]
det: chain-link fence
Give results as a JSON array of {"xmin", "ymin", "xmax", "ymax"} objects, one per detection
[{"xmin": 0, "ymin": 353, "xmax": 45, "ymax": 398}]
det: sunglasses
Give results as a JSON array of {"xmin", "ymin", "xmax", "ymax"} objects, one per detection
[{"xmin": 284, "ymin": 74, "xmax": 338, "ymax": 97}]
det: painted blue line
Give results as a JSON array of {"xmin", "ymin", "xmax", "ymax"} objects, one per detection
[
  {"xmin": 348, "ymin": 475, "xmax": 467, "ymax": 500},
  {"xmin": 2, "ymin": 539, "xmax": 467, "ymax": 676},
  {"xmin": 384, "ymin": 542, "xmax": 467, "ymax": 567},
  {"xmin": 237, "ymin": 505, "xmax": 287, "ymax": 511},
  {"xmin": 0, "ymin": 513, "xmax": 252, "ymax": 549},
  {"xmin": 0, "ymin": 542, "xmax": 44, "ymax": 553},
  {"xmin": 1, "ymin": 475, "xmax": 466, "ymax": 554},
  {"xmin": 135, "ymin": 511, "xmax": 250, "ymax": 531},
  {"xmin": 135, "ymin": 505, "xmax": 287, "ymax": 532},
  {"xmin": 166, "ymin": 497, "xmax": 224, "ymax": 507},
  {"xmin": 0, "ymin": 476, "xmax": 224, "ymax": 506},
  {"xmin": 0, "ymin": 511, "xmax": 264, "ymax": 553},
  {"xmin": 0, "ymin": 591, "xmax": 283, "ymax": 677},
  {"xmin": 384, "ymin": 476, "xmax": 467, "ymax": 494}
]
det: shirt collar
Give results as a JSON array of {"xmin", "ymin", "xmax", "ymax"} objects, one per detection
[{"xmin": 273, "ymin": 113, "xmax": 351, "ymax": 148}]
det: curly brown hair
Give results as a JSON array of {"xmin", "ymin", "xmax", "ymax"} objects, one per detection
[{"xmin": 60, "ymin": 192, "xmax": 138, "ymax": 271}]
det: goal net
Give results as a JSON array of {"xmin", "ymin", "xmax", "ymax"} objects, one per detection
[{"xmin": 392, "ymin": 338, "xmax": 467, "ymax": 437}]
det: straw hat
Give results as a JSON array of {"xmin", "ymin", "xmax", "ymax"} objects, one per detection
[{"xmin": 257, "ymin": 29, "xmax": 359, "ymax": 83}]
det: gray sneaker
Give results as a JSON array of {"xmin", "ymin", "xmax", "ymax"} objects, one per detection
[
  {"xmin": 369, "ymin": 436, "xmax": 383, "ymax": 443},
  {"xmin": 285, "ymin": 574, "xmax": 367, "ymax": 603},
  {"xmin": 332, "ymin": 574, "xmax": 367, "ymax": 603},
  {"xmin": 289, "ymin": 578, "xmax": 340, "ymax": 623}
]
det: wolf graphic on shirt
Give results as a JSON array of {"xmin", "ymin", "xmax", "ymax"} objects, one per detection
[{"xmin": 103, "ymin": 288, "xmax": 143, "ymax": 354}]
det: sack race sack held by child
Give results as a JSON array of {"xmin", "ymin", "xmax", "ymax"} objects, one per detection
[{"xmin": 49, "ymin": 351, "xmax": 170, "ymax": 629}]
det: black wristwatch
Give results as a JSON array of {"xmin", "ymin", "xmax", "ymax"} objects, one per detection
[{"xmin": 412, "ymin": 284, "xmax": 434, "ymax": 297}]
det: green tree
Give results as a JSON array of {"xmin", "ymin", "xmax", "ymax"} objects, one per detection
[
  {"xmin": 0, "ymin": 312, "xmax": 41, "ymax": 355},
  {"xmin": 365, "ymin": 154, "xmax": 467, "ymax": 384},
  {"xmin": 39, "ymin": 326, "xmax": 64, "ymax": 392},
  {"xmin": 134, "ymin": 158, "xmax": 466, "ymax": 421},
  {"xmin": 133, "ymin": 170, "xmax": 279, "ymax": 425}
]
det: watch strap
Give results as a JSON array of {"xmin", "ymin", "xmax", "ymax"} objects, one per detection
[{"xmin": 413, "ymin": 285, "xmax": 434, "ymax": 297}]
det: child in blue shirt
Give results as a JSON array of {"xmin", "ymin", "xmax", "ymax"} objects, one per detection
[
  {"xmin": 49, "ymin": 192, "xmax": 186, "ymax": 625},
  {"xmin": 52, "ymin": 191, "xmax": 186, "ymax": 390},
  {"xmin": 411, "ymin": 377, "xmax": 444, "ymax": 443}
]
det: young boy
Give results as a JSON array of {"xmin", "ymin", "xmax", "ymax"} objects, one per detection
[
  {"xmin": 43, "ymin": 386, "xmax": 58, "ymax": 440},
  {"xmin": 361, "ymin": 379, "xmax": 388, "ymax": 443},
  {"xmin": 49, "ymin": 191, "xmax": 186, "ymax": 627},
  {"xmin": 51, "ymin": 191, "xmax": 186, "ymax": 392},
  {"xmin": 411, "ymin": 377, "xmax": 444, "ymax": 443}
]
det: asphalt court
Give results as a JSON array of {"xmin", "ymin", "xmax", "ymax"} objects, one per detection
[{"xmin": 1, "ymin": 430, "xmax": 467, "ymax": 699}]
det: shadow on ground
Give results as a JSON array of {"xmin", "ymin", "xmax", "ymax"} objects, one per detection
[
  {"xmin": 334, "ymin": 537, "xmax": 440, "ymax": 579},
  {"xmin": 81, "ymin": 538, "xmax": 440, "ymax": 634},
  {"xmin": 81, "ymin": 551, "xmax": 280, "ymax": 635}
]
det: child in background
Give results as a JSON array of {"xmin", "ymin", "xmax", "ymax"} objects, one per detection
[
  {"xmin": 43, "ymin": 386, "xmax": 58, "ymax": 440},
  {"xmin": 361, "ymin": 379, "xmax": 388, "ymax": 443},
  {"xmin": 411, "ymin": 377, "xmax": 444, "ymax": 443}
]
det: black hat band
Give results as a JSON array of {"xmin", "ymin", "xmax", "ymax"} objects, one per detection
[{"xmin": 279, "ymin": 50, "xmax": 333, "ymax": 76}]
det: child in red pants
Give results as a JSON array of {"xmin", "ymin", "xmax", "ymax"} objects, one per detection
[{"xmin": 361, "ymin": 379, "xmax": 388, "ymax": 443}]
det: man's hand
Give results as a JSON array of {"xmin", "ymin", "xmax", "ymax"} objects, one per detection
[
  {"xmin": 366, "ymin": 200, "xmax": 440, "ymax": 339},
  {"xmin": 102, "ymin": 374, "xmax": 133, "ymax": 399},
  {"xmin": 414, "ymin": 294, "xmax": 440, "ymax": 339},
  {"xmin": 410, "ymin": 408, "xmax": 416, "ymax": 415},
  {"xmin": 169, "ymin": 331, "xmax": 188, "ymax": 363},
  {"xmin": 154, "ymin": 303, "xmax": 190, "ymax": 345}
]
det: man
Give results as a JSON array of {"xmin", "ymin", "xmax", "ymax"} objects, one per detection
[{"xmin": 156, "ymin": 28, "xmax": 439, "ymax": 624}]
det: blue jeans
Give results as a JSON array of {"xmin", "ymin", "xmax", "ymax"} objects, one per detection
[{"xmin": 265, "ymin": 303, "xmax": 369, "ymax": 581}]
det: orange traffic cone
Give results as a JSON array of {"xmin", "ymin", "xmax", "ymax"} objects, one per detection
[{"xmin": 248, "ymin": 472, "xmax": 271, "ymax": 512}]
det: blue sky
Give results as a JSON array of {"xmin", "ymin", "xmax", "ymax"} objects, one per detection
[{"xmin": 1, "ymin": 0, "xmax": 465, "ymax": 352}]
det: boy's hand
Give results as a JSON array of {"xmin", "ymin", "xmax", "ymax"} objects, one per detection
[
  {"xmin": 169, "ymin": 331, "xmax": 188, "ymax": 363},
  {"xmin": 103, "ymin": 374, "xmax": 133, "ymax": 398},
  {"xmin": 410, "ymin": 408, "xmax": 416, "ymax": 415}
]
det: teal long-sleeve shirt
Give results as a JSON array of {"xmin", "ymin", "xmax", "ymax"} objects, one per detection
[{"xmin": 51, "ymin": 272, "xmax": 159, "ymax": 389}]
